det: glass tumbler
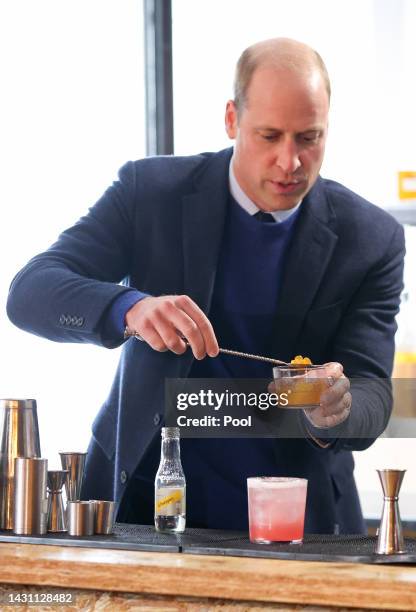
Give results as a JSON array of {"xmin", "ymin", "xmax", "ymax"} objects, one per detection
[
  {"xmin": 272, "ymin": 364, "xmax": 331, "ymax": 408},
  {"xmin": 247, "ymin": 476, "xmax": 308, "ymax": 544}
]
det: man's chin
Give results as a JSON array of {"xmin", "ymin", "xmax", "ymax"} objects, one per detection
[
  {"xmin": 262, "ymin": 183, "xmax": 309, "ymax": 211},
  {"xmin": 263, "ymin": 195, "xmax": 304, "ymax": 212}
]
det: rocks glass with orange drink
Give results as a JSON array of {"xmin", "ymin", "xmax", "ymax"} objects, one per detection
[{"xmin": 272, "ymin": 355, "xmax": 331, "ymax": 409}]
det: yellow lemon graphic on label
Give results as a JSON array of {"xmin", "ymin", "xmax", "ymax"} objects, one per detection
[{"xmin": 156, "ymin": 490, "xmax": 182, "ymax": 512}]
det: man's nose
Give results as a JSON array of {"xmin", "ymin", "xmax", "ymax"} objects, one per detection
[{"xmin": 274, "ymin": 140, "xmax": 301, "ymax": 174}]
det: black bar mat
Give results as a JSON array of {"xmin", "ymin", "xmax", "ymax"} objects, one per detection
[
  {"xmin": 0, "ymin": 524, "xmax": 178, "ymax": 553},
  {"xmin": 0, "ymin": 525, "xmax": 415, "ymax": 564},
  {"xmin": 180, "ymin": 533, "xmax": 416, "ymax": 564}
]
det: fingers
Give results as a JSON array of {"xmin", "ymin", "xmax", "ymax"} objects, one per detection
[
  {"xmin": 320, "ymin": 375, "xmax": 350, "ymax": 415},
  {"xmin": 173, "ymin": 295, "xmax": 219, "ymax": 358},
  {"xmin": 304, "ymin": 396, "xmax": 351, "ymax": 429},
  {"xmin": 304, "ymin": 378, "xmax": 352, "ymax": 428},
  {"xmin": 125, "ymin": 295, "xmax": 219, "ymax": 359},
  {"xmin": 303, "ymin": 362, "xmax": 351, "ymax": 428},
  {"xmin": 267, "ymin": 380, "xmax": 276, "ymax": 393},
  {"xmin": 135, "ymin": 318, "xmax": 169, "ymax": 353},
  {"xmin": 151, "ymin": 299, "xmax": 204, "ymax": 357},
  {"xmin": 322, "ymin": 362, "xmax": 343, "ymax": 378}
]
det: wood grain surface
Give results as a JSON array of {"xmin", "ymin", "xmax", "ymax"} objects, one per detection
[{"xmin": 0, "ymin": 542, "xmax": 415, "ymax": 610}]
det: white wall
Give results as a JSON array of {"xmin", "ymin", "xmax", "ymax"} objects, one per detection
[
  {"xmin": 353, "ymin": 439, "xmax": 416, "ymax": 520},
  {"xmin": 0, "ymin": 0, "xmax": 145, "ymax": 469}
]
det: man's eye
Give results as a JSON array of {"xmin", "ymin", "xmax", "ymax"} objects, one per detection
[
  {"xmin": 301, "ymin": 132, "xmax": 320, "ymax": 143},
  {"xmin": 261, "ymin": 134, "xmax": 277, "ymax": 142}
]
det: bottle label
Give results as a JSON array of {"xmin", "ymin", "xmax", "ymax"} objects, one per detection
[{"xmin": 155, "ymin": 487, "xmax": 185, "ymax": 516}]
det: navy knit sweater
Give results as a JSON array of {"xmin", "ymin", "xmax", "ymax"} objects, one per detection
[{"xmin": 180, "ymin": 197, "xmax": 300, "ymax": 529}]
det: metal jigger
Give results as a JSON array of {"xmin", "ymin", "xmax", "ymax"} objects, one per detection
[
  {"xmin": 376, "ymin": 469, "xmax": 406, "ymax": 555},
  {"xmin": 47, "ymin": 470, "xmax": 68, "ymax": 532},
  {"xmin": 59, "ymin": 452, "xmax": 86, "ymax": 501}
]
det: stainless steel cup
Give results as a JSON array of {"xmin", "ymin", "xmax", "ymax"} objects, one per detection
[
  {"xmin": 0, "ymin": 399, "xmax": 41, "ymax": 529},
  {"xmin": 47, "ymin": 470, "xmax": 68, "ymax": 533},
  {"xmin": 13, "ymin": 457, "xmax": 48, "ymax": 535},
  {"xmin": 67, "ymin": 501, "xmax": 94, "ymax": 536},
  {"xmin": 92, "ymin": 500, "xmax": 117, "ymax": 534},
  {"xmin": 59, "ymin": 452, "xmax": 86, "ymax": 501}
]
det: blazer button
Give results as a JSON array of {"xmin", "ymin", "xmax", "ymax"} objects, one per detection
[
  {"xmin": 120, "ymin": 470, "xmax": 128, "ymax": 484},
  {"xmin": 153, "ymin": 414, "xmax": 161, "ymax": 426}
]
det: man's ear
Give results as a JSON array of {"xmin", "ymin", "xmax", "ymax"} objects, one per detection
[{"xmin": 225, "ymin": 100, "xmax": 238, "ymax": 139}]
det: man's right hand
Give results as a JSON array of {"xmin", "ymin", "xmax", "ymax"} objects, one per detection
[{"xmin": 125, "ymin": 295, "xmax": 219, "ymax": 360}]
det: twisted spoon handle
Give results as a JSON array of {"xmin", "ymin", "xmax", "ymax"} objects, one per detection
[
  {"xmin": 124, "ymin": 328, "xmax": 289, "ymax": 366},
  {"xmin": 217, "ymin": 347, "xmax": 288, "ymax": 366}
]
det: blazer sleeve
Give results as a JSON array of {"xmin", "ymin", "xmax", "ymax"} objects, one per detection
[
  {"xmin": 6, "ymin": 161, "xmax": 146, "ymax": 348},
  {"xmin": 327, "ymin": 222, "xmax": 405, "ymax": 451}
]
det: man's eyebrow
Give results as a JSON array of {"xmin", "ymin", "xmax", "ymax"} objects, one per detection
[
  {"xmin": 255, "ymin": 126, "xmax": 282, "ymax": 132},
  {"xmin": 301, "ymin": 127, "xmax": 324, "ymax": 133},
  {"xmin": 256, "ymin": 126, "xmax": 323, "ymax": 132}
]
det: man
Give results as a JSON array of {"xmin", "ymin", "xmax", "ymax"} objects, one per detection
[{"xmin": 7, "ymin": 38, "xmax": 404, "ymax": 533}]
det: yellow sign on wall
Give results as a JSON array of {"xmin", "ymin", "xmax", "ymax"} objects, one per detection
[{"xmin": 398, "ymin": 171, "xmax": 416, "ymax": 200}]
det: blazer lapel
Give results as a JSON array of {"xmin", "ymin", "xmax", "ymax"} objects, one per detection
[
  {"xmin": 181, "ymin": 158, "xmax": 339, "ymax": 359},
  {"xmin": 272, "ymin": 178, "xmax": 339, "ymax": 356},
  {"xmin": 182, "ymin": 148, "xmax": 232, "ymax": 313}
]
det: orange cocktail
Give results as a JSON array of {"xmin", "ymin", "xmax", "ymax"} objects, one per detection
[
  {"xmin": 273, "ymin": 363, "xmax": 331, "ymax": 408},
  {"xmin": 247, "ymin": 477, "xmax": 308, "ymax": 544}
]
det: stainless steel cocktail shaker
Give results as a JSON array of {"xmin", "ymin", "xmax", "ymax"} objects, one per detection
[{"xmin": 0, "ymin": 399, "xmax": 41, "ymax": 529}]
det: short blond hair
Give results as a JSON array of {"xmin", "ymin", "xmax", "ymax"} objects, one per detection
[{"xmin": 233, "ymin": 38, "xmax": 331, "ymax": 115}]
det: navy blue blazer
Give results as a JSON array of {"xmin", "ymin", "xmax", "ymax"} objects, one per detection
[{"xmin": 7, "ymin": 148, "xmax": 405, "ymax": 533}]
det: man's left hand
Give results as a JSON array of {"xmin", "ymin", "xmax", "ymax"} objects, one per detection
[{"xmin": 303, "ymin": 362, "xmax": 352, "ymax": 429}]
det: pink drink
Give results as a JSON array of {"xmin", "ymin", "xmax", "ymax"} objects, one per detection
[{"xmin": 247, "ymin": 477, "xmax": 308, "ymax": 544}]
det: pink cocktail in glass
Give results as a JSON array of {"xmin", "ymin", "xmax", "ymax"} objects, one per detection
[{"xmin": 247, "ymin": 477, "xmax": 308, "ymax": 544}]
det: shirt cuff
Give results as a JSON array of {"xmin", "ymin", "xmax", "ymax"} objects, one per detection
[
  {"xmin": 101, "ymin": 290, "xmax": 150, "ymax": 344},
  {"xmin": 299, "ymin": 410, "xmax": 336, "ymax": 449}
]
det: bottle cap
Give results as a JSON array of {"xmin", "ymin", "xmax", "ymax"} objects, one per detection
[{"xmin": 161, "ymin": 427, "xmax": 180, "ymax": 438}]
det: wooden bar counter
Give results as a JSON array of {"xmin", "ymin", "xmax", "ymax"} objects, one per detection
[{"xmin": 0, "ymin": 541, "xmax": 416, "ymax": 610}]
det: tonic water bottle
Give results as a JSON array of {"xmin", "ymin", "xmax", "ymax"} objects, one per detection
[{"xmin": 154, "ymin": 427, "xmax": 186, "ymax": 533}]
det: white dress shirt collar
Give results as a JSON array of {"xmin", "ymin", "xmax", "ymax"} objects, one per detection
[{"xmin": 229, "ymin": 157, "xmax": 301, "ymax": 222}]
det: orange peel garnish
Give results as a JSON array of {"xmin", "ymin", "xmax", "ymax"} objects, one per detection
[{"xmin": 290, "ymin": 355, "xmax": 312, "ymax": 365}]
